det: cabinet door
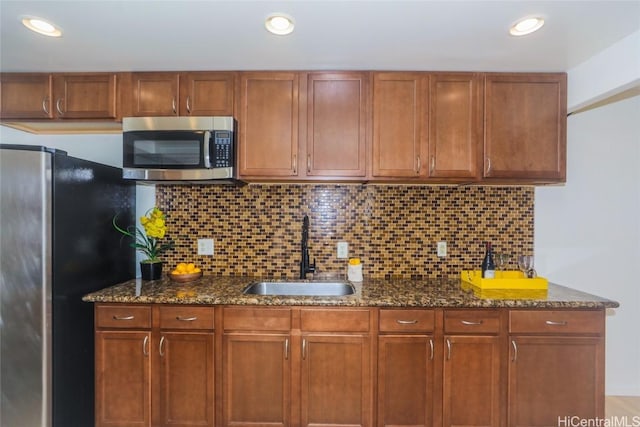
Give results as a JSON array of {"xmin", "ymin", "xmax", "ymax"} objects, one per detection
[
  {"xmin": 223, "ymin": 333, "xmax": 291, "ymax": 427},
  {"xmin": 180, "ymin": 72, "xmax": 234, "ymax": 116},
  {"xmin": 53, "ymin": 73, "xmax": 117, "ymax": 119},
  {"xmin": 508, "ymin": 336, "xmax": 604, "ymax": 426},
  {"xmin": 132, "ymin": 72, "xmax": 180, "ymax": 116},
  {"xmin": 443, "ymin": 335, "xmax": 501, "ymax": 427},
  {"xmin": 306, "ymin": 72, "xmax": 368, "ymax": 177},
  {"xmin": 95, "ymin": 331, "xmax": 151, "ymax": 427},
  {"xmin": 0, "ymin": 73, "xmax": 53, "ymax": 119},
  {"xmin": 377, "ymin": 335, "xmax": 434, "ymax": 427},
  {"xmin": 301, "ymin": 334, "xmax": 371, "ymax": 427},
  {"xmin": 238, "ymin": 72, "xmax": 299, "ymax": 177},
  {"xmin": 157, "ymin": 332, "xmax": 215, "ymax": 427},
  {"xmin": 429, "ymin": 73, "xmax": 482, "ymax": 179},
  {"xmin": 372, "ymin": 72, "xmax": 426, "ymax": 177},
  {"xmin": 484, "ymin": 73, "xmax": 567, "ymax": 181}
]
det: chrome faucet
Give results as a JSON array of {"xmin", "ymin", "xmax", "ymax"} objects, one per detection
[{"xmin": 300, "ymin": 215, "xmax": 316, "ymax": 279}]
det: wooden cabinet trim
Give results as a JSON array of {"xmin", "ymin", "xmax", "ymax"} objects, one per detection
[
  {"xmin": 158, "ymin": 305, "xmax": 215, "ymax": 330},
  {"xmin": 96, "ymin": 304, "xmax": 152, "ymax": 329},
  {"xmin": 509, "ymin": 309, "xmax": 604, "ymax": 335},
  {"xmin": 223, "ymin": 306, "xmax": 292, "ymax": 331},
  {"xmin": 379, "ymin": 308, "xmax": 436, "ymax": 333}
]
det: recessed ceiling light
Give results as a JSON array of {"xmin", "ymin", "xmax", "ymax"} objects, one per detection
[
  {"xmin": 265, "ymin": 13, "xmax": 295, "ymax": 36},
  {"xmin": 509, "ymin": 16, "xmax": 545, "ymax": 36},
  {"xmin": 21, "ymin": 16, "xmax": 62, "ymax": 37}
]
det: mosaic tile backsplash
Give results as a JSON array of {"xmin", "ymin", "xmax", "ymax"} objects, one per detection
[{"xmin": 156, "ymin": 185, "xmax": 534, "ymax": 279}]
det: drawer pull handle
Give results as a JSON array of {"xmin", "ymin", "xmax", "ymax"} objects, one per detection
[
  {"xmin": 113, "ymin": 315, "xmax": 134, "ymax": 320},
  {"xmin": 461, "ymin": 320, "xmax": 483, "ymax": 326},
  {"xmin": 42, "ymin": 97, "xmax": 50, "ymax": 115},
  {"xmin": 302, "ymin": 339, "xmax": 307, "ymax": 360},
  {"xmin": 159, "ymin": 336, "xmax": 166, "ymax": 357},
  {"xmin": 143, "ymin": 335, "xmax": 149, "ymax": 357},
  {"xmin": 429, "ymin": 338, "xmax": 434, "ymax": 361},
  {"xmin": 55, "ymin": 98, "xmax": 64, "ymax": 115},
  {"xmin": 285, "ymin": 338, "xmax": 289, "ymax": 360},
  {"xmin": 511, "ymin": 340, "xmax": 518, "ymax": 362},
  {"xmin": 545, "ymin": 320, "xmax": 568, "ymax": 326},
  {"xmin": 446, "ymin": 338, "xmax": 452, "ymax": 360},
  {"xmin": 176, "ymin": 316, "xmax": 197, "ymax": 321},
  {"xmin": 396, "ymin": 319, "xmax": 418, "ymax": 325}
]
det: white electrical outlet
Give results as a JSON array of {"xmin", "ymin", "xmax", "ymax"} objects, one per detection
[
  {"xmin": 437, "ymin": 241, "xmax": 447, "ymax": 257},
  {"xmin": 337, "ymin": 241, "xmax": 349, "ymax": 259},
  {"xmin": 197, "ymin": 238, "xmax": 215, "ymax": 256}
]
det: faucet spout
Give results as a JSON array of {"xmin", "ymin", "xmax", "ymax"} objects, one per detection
[{"xmin": 300, "ymin": 215, "xmax": 316, "ymax": 279}]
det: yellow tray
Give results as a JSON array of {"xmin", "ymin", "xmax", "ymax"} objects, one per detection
[{"xmin": 460, "ymin": 270, "xmax": 548, "ymax": 290}]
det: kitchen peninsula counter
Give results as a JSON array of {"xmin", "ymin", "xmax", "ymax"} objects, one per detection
[{"xmin": 83, "ymin": 276, "xmax": 619, "ymax": 308}]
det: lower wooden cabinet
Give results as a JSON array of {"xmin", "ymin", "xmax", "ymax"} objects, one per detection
[
  {"xmin": 95, "ymin": 304, "xmax": 215, "ymax": 427},
  {"xmin": 94, "ymin": 305, "xmax": 606, "ymax": 427},
  {"xmin": 508, "ymin": 310, "xmax": 605, "ymax": 426}
]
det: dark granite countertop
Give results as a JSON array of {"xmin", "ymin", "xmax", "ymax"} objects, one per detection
[{"xmin": 83, "ymin": 276, "xmax": 619, "ymax": 309}]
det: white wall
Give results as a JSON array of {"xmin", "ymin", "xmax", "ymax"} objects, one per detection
[{"xmin": 535, "ymin": 95, "xmax": 640, "ymax": 396}]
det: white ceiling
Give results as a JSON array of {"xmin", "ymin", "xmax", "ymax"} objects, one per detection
[{"xmin": 1, "ymin": 0, "xmax": 639, "ymax": 73}]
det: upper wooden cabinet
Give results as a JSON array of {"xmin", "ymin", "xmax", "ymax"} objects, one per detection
[
  {"xmin": 304, "ymin": 72, "xmax": 369, "ymax": 178},
  {"xmin": 130, "ymin": 71, "xmax": 234, "ymax": 117},
  {"xmin": 484, "ymin": 73, "xmax": 567, "ymax": 182},
  {"xmin": 238, "ymin": 72, "xmax": 300, "ymax": 178},
  {"xmin": 238, "ymin": 71, "xmax": 369, "ymax": 180},
  {"xmin": 1, "ymin": 72, "xmax": 118, "ymax": 120},
  {"xmin": 372, "ymin": 72, "xmax": 482, "ymax": 181}
]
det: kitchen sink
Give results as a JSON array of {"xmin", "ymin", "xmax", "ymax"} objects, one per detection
[{"xmin": 242, "ymin": 281, "xmax": 355, "ymax": 296}]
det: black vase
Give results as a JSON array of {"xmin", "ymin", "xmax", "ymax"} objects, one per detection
[{"xmin": 140, "ymin": 261, "xmax": 163, "ymax": 280}]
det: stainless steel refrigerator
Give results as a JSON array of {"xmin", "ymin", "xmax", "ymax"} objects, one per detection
[{"xmin": 0, "ymin": 144, "xmax": 136, "ymax": 427}]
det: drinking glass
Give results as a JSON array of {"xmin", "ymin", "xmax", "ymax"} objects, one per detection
[
  {"xmin": 494, "ymin": 253, "xmax": 510, "ymax": 271},
  {"xmin": 518, "ymin": 255, "xmax": 536, "ymax": 278}
]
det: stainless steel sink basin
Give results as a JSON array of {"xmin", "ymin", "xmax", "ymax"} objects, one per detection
[{"xmin": 243, "ymin": 281, "xmax": 355, "ymax": 296}]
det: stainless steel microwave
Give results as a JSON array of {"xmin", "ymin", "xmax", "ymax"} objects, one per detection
[{"xmin": 122, "ymin": 116, "xmax": 242, "ymax": 184}]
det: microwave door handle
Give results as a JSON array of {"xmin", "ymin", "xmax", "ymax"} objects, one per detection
[{"xmin": 203, "ymin": 131, "xmax": 212, "ymax": 168}]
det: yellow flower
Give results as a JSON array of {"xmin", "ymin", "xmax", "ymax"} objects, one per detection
[{"xmin": 113, "ymin": 206, "xmax": 174, "ymax": 263}]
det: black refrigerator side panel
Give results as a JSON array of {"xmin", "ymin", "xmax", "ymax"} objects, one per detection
[{"xmin": 51, "ymin": 153, "xmax": 136, "ymax": 427}]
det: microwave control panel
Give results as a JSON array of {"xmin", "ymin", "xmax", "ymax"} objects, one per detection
[{"xmin": 212, "ymin": 131, "xmax": 233, "ymax": 168}]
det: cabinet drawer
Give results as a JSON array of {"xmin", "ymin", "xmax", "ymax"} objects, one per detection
[
  {"xmin": 159, "ymin": 306, "xmax": 214, "ymax": 330},
  {"xmin": 95, "ymin": 304, "xmax": 151, "ymax": 329},
  {"xmin": 509, "ymin": 310, "xmax": 604, "ymax": 335},
  {"xmin": 300, "ymin": 308, "xmax": 370, "ymax": 332},
  {"xmin": 444, "ymin": 310, "xmax": 501, "ymax": 334},
  {"xmin": 223, "ymin": 307, "xmax": 291, "ymax": 331},
  {"xmin": 379, "ymin": 309, "xmax": 435, "ymax": 333}
]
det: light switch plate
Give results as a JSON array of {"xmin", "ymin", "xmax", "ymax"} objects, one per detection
[
  {"xmin": 337, "ymin": 242, "xmax": 349, "ymax": 259},
  {"xmin": 437, "ymin": 241, "xmax": 447, "ymax": 257},
  {"xmin": 198, "ymin": 238, "xmax": 215, "ymax": 256}
]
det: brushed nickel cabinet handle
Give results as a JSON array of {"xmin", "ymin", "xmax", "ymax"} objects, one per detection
[
  {"xmin": 511, "ymin": 340, "xmax": 518, "ymax": 362},
  {"xmin": 486, "ymin": 157, "xmax": 492, "ymax": 175},
  {"xmin": 172, "ymin": 98, "xmax": 177, "ymax": 114},
  {"xmin": 143, "ymin": 335, "xmax": 149, "ymax": 357},
  {"xmin": 55, "ymin": 98, "xmax": 64, "ymax": 115},
  {"xmin": 430, "ymin": 156, "xmax": 435, "ymax": 174},
  {"xmin": 302, "ymin": 338, "xmax": 307, "ymax": 360},
  {"xmin": 307, "ymin": 154, "xmax": 311, "ymax": 173},
  {"xmin": 415, "ymin": 156, "xmax": 421, "ymax": 174},
  {"xmin": 292, "ymin": 154, "xmax": 297, "ymax": 175},
  {"xmin": 429, "ymin": 339, "xmax": 434, "ymax": 361},
  {"xmin": 186, "ymin": 95, "xmax": 191, "ymax": 113},
  {"xmin": 159, "ymin": 336, "xmax": 165, "ymax": 357},
  {"xmin": 284, "ymin": 338, "xmax": 289, "ymax": 360},
  {"xmin": 176, "ymin": 316, "xmax": 197, "ymax": 321},
  {"xmin": 461, "ymin": 320, "xmax": 484, "ymax": 326},
  {"xmin": 112, "ymin": 315, "xmax": 134, "ymax": 320},
  {"xmin": 42, "ymin": 97, "xmax": 50, "ymax": 115},
  {"xmin": 545, "ymin": 320, "xmax": 568, "ymax": 326},
  {"xmin": 446, "ymin": 338, "xmax": 452, "ymax": 360},
  {"xmin": 396, "ymin": 319, "xmax": 418, "ymax": 325}
]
